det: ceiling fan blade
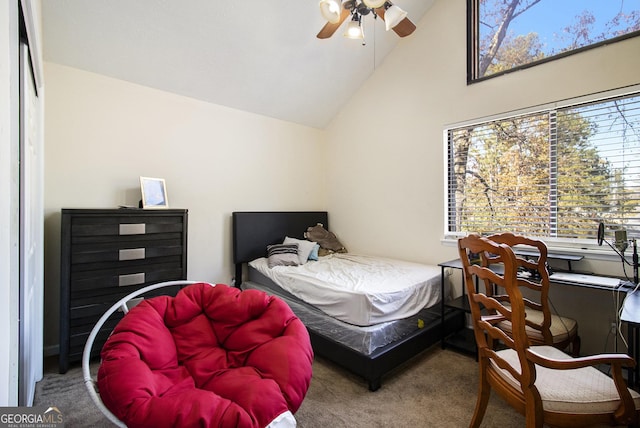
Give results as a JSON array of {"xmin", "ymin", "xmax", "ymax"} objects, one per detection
[
  {"xmin": 391, "ymin": 17, "xmax": 416, "ymax": 37},
  {"xmin": 317, "ymin": 8, "xmax": 351, "ymax": 39},
  {"xmin": 374, "ymin": 8, "xmax": 416, "ymax": 38}
]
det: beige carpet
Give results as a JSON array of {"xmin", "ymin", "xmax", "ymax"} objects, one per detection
[{"xmin": 35, "ymin": 347, "xmax": 525, "ymax": 427}]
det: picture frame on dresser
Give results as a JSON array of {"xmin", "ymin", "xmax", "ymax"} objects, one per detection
[{"xmin": 140, "ymin": 176, "xmax": 169, "ymax": 209}]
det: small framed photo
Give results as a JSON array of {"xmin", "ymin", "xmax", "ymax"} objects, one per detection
[{"xmin": 140, "ymin": 176, "xmax": 169, "ymax": 209}]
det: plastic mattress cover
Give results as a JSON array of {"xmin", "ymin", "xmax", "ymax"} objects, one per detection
[
  {"xmin": 248, "ymin": 253, "xmax": 442, "ymax": 326},
  {"xmin": 244, "ymin": 266, "xmax": 442, "ymax": 356}
]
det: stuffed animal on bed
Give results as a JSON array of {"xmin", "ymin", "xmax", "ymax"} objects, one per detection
[{"xmin": 304, "ymin": 223, "xmax": 347, "ymax": 256}]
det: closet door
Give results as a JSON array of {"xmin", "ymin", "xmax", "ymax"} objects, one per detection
[{"xmin": 19, "ymin": 40, "xmax": 43, "ymax": 406}]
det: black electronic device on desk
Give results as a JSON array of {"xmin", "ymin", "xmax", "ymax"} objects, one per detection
[{"xmin": 597, "ymin": 221, "xmax": 639, "ymax": 285}]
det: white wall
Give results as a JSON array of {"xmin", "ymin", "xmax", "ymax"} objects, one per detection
[
  {"xmin": 43, "ymin": 63, "xmax": 327, "ymax": 353},
  {"xmin": 324, "ymin": 0, "xmax": 640, "ymax": 355}
]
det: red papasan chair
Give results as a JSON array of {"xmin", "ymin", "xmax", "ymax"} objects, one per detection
[{"xmin": 91, "ymin": 281, "xmax": 313, "ymax": 428}]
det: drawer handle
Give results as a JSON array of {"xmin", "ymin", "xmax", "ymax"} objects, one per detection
[
  {"xmin": 119, "ymin": 223, "xmax": 146, "ymax": 235},
  {"xmin": 119, "ymin": 248, "xmax": 146, "ymax": 261},
  {"xmin": 119, "ymin": 297, "xmax": 145, "ymax": 312},
  {"xmin": 118, "ymin": 273, "xmax": 145, "ymax": 287}
]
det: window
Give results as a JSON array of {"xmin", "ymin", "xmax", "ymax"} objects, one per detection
[
  {"xmin": 446, "ymin": 87, "xmax": 640, "ymax": 244},
  {"xmin": 468, "ymin": 0, "xmax": 640, "ymax": 82}
]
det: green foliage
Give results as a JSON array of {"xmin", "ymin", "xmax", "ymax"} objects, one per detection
[
  {"xmin": 555, "ymin": 110, "xmax": 611, "ymax": 238},
  {"xmin": 485, "ymin": 33, "xmax": 545, "ymax": 75},
  {"xmin": 452, "ymin": 110, "xmax": 614, "ymax": 238}
]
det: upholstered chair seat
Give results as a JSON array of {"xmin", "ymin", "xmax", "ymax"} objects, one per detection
[{"xmin": 493, "ymin": 345, "xmax": 640, "ymax": 415}]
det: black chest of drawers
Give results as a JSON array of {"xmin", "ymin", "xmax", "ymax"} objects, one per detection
[{"xmin": 58, "ymin": 208, "xmax": 188, "ymax": 373}]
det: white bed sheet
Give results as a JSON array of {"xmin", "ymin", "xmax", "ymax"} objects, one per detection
[{"xmin": 248, "ymin": 253, "xmax": 441, "ymax": 326}]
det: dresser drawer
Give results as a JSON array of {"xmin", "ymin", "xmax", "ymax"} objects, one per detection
[
  {"xmin": 70, "ymin": 238, "xmax": 184, "ymax": 264},
  {"xmin": 70, "ymin": 214, "xmax": 185, "ymax": 237},
  {"xmin": 69, "ymin": 283, "xmax": 182, "ymax": 325},
  {"xmin": 70, "ymin": 261, "xmax": 184, "ymax": 294},
  {"xmin": 68, "ymin": 323, "xmax": 117, "ymax": 363}
]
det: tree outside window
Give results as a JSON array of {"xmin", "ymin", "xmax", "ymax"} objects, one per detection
[
  {"xmin": 469, "ymin": 0, "xmax": 640, "ymax": 81},
  {"xmin": 447, "ymin": 91, "xmax": 640, "ymax": 242}
]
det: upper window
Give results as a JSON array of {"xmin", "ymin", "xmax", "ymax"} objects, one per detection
[
  {"xmin": 468, "ymin": 0, "xmax": 640, "ymax": 82},
  {"xmin": 445, "ymin": 87, "xmax": 640, "ymax": 245}
]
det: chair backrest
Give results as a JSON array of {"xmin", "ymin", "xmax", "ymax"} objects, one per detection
[
  {"xmin": 457, "ymin": 234, "xmax": 538, "ymax": 392},
  {"xmin": 483, "ymin": 232, "xmax": 554, "ymax": 345}
]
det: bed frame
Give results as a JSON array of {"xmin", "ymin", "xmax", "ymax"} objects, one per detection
[{"xmin": 232, "ymin": 211, "xmax": 464, "ymax": 391}]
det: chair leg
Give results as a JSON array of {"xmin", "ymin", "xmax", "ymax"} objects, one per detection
[
  {"xmin": 524, "ymin": 389, "xmax": 544, "ymax": 428},
  {"xmin": 470, "ymin": 361, "xmax": 491, "ymax": 428}
]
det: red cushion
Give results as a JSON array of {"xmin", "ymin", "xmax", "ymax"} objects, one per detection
[{"xmin": 97, "ymin": 283, "xmax": 313, "ymax": 428}]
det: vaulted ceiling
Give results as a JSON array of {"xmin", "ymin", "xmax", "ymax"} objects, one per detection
[{"xmin": 41, "ymin": 0, "xmax": 435, "ymax": 128}]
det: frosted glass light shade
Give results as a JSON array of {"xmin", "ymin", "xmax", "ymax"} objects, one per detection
[
  {"xmin": 384, "ymin": 4, "xmax": 407, "ymax": 30},
  {"xmin": 319, "ymin": 0, "xmax": 342, "ymax": 23},
  {"xmin": 362, "ymin": 0, "xmax": 386, "ymax": 8},
  {"xmin": 344, "ymin": 20, "xmax": 364, "ymax": 39}
]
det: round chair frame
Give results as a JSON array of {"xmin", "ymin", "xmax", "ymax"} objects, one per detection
[{"xmin": 81, "ymin": 280, "xmax": 201, "ymax": 427}]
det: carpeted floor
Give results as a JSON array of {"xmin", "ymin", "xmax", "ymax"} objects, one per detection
[{"xmin": 34, "ymin": 347, "xmax": 525, "ymax": 427}]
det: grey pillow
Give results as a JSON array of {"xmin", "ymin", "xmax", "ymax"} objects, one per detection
[{"xmin": 267, "ymin": 243, "xmax": 299, "ymax": 268}]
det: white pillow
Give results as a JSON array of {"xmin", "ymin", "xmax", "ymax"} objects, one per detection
[{"xmin": 283, "ymin": 236, "xmax": 317, "ymax": 265}]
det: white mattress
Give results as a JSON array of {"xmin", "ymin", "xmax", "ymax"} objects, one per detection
[{"xmin": 248, "ymin": 253, "xmax": 441, "ymax": 326}]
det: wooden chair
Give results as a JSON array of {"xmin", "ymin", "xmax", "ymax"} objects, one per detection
[
  {"xmin": 458, "ymin": 234, "xmax": 640, "ymax": 428},
  {"xmin": 484, "ymin": 232, "xmax": 580, "ymax": 356}
]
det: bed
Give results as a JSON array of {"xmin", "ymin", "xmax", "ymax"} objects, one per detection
[{"xmin": 232, "ymin": 211, "xmax": 464, "ymax": 391}]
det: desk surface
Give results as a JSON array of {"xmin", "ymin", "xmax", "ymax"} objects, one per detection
[
  {"xmin": 512, "ymin": 249, "xmax": 583, "ymax": 262},
  {"xmin": 439, "ymin": 258, "xmax": 628, "ymax": 291},
  {"xmin": 439, "ymin": 259, "xmax": 464, "ymax": 269}
]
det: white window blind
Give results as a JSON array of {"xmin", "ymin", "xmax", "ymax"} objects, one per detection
[{"xmin": 446, "ymin": 91, "xmax": 640, "ymax": 241}]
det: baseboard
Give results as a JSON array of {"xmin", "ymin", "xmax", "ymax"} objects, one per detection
[{"xmin": 44, "ymin": 344, "xmax": 59, "ymax": 357}]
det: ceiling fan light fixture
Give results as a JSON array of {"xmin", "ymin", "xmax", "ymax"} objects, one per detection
[
  {"xmin": 316, "ymin": 0, "xmax": 414, "ymax": 40},
  {"xmin": 362, "ymin": 0, "xmax": 386, "ymax": 8},
  {"xmin": 384, "ymin": 4, "xmax": 407, "ymax": 31},
  {"xmin": 319, "ymin": 0, "xmax": 343, "ymax": 24},
  {"xmin": 344, "ymin": 15, "xmax": 364, "ymax": 39}
]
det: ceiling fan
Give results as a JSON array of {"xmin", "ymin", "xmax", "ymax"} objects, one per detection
[{"xmin": 317, "ymin": 0, "xmax": 416, "ymax": 40}]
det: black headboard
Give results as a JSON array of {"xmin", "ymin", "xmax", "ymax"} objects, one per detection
[{"xmin": 232, "ymin": 211, "xmax": 329, "ymax": 285}]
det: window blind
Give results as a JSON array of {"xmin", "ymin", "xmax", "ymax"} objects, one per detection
[{"xmin": 447, "ymin": 91, "xmax": 640, "ymax": 242}]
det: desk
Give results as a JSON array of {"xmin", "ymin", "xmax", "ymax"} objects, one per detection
[
  {"xmin": 439, "ymin": 259, "xmax": 475, "ymax": 354},
  {"xmin": 439, "ymin": 257, "xmax": 627, "ymax": 356}
]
